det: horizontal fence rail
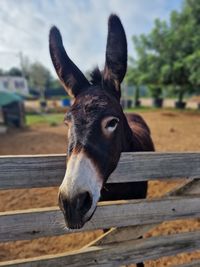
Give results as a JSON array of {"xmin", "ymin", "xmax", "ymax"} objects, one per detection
[
  {"xmin": 1, "ymin": 230, "xmax": 200, "ymax": 267},
  {"xmin": 1, "ymin": 195, "xmax": 200, "ymax": 242},
  {"xmin": 0, "ymin": 152, "xmax": 200, "ymax": 189},
  {"xmin": 1, "ymin": 152, "xmax": 200, "ymax": 266}
]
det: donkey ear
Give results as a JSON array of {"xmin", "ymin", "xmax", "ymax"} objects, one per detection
[
  {"xmin": 49, "ymin": 26, "xmax": 90, "ymax": 98},
  {"xmin": 103, "ymin": 15, "xmax": 127, "ymax": 99}
]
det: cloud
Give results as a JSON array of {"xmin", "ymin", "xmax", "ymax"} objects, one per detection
[{"xmin": 0, "ymin": 0, "xmax": 183, "ymax": 76}]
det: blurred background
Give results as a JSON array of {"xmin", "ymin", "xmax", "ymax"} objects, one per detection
[{"xmin": 0, "ymin": 0, "xmax": 200, "ymax": 266}]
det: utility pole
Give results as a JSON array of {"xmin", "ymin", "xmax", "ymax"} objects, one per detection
[{"xmin": 19, "ymin": 51, "xmax": 25, "ymax": 78}]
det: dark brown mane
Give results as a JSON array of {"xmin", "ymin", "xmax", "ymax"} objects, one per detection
[{"xmin": 90, "ymin": 67, "xmax": 102, "ymax": 86}]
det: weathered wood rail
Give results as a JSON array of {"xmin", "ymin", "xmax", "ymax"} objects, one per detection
[{"xmin": 0, "ymin": 152, "xmax": 200, "ymax": 266}]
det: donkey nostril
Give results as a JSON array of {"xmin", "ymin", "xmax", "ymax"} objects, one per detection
[
  {"xmin": 58, "ymin": 191, "xmax": 92, "ymax": 223},
  {"xmin": 76, "ymin": 191, "xmax": 92, "ymax": 215}
]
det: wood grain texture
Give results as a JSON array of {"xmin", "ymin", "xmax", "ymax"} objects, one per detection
[
  {"xmin": 172, "ymin": 260, "xmax": 200, "ymax": 267},
  {"xmin": 171, "ymin": 179, "xmax": 200, "ymax": 196},
  {"xmin": 94, "ymin": 224, "xmax": 153, "ymax": 246},
  {"xmin": 0, "ymin": 154, "xmax": 65, "ymax": 189},
  {"xmin": 0, "ymin": 152, "xmax": 200, "ymax": 189},
  {"xmin": 87, "ymin": 180, "xmax": 200, "ymax": 246},
  {"xmin": 1, "ymin": 230, "xmax": 200, "ymax": 266},
  {"xmin": 1, "ymin": 195, "xmax": 200, "ymax": 242}
]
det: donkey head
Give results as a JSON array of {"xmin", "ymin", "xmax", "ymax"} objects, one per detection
[{"xmin": 49, "ymin": 15, "xmax": 128, "ymax": 229}]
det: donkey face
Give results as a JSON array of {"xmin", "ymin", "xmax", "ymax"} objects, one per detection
[{"xmin": 49, "ymin": 14, "xmax": 127, "ymax": 229}]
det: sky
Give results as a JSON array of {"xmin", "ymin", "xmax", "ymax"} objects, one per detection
[{"xmin": 0, "ymin": 0, "xmax": 183, "ymax": 76}]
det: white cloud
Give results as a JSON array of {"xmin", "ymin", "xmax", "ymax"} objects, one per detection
[{"xmin": 0, "ymin": 0, "xmax": 183, "ymax": 76}]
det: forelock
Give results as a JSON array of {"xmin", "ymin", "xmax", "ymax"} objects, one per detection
[{"xmin": 90, "ymin": 67, "xmax": 102, "ymax": 86}]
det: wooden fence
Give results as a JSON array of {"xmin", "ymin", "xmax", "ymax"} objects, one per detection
[{"xmin": 0, "ymin": 152, "xmax": 200, "ymax": 266}]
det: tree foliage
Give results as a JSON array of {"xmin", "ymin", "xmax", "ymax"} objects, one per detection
[
  {"xmin": 29, "ymin": 62, "xmax": 52, "ymax": 92},
  {"xmin": 127, "ymin": 0, "xmax": 200, "ymax": 102}
]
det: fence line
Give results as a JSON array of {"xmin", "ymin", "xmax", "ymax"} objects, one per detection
[
  {"xmin": 0, "ymin": 152, "xmax": 200, "ymax": 266},
  {"xmin": 1, "ymin": 230, "xmax": 200, "ymax": 267},
  {"xmin": 1, "ymin": 195, "xmax": 200, "ymax": 242},
  {"xmin": 0, "ymin": 152, "xmax": 200, "ymax": 189}
]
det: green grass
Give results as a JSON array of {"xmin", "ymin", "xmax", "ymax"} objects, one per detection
[
  {"xmin": 124, "ymin": 106, "xmax": 157, "ymax": 113},
  {"xmin": 26, "ymin": 113, "xmax": 64, "ymax": 126},
  {"xmin": 26, "ymin": 107, "xmax": 200, "ymax": 127}
]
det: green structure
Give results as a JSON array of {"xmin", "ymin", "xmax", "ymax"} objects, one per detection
[{"xmin": 0, "ymin": 91, "xmax": 25, "ymax": 128}]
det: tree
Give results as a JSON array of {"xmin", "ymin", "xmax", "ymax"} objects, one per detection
[
  {"xmin": 131, "ymin": 29, "xmax": 165, "ymax": 106},
  {"xmin": 185, "ymin": 50, "xmax": 200, "ymax": 94},
  {"xmin": 29, "ymin": 62, "xmax": 52, "ymax": 98},
  {"xmin": 125, "ymin": 58, "xmax": 142, "ymax": 106},
  {"xmin": 6, "ymin": 67, "xmax": 22, "ymax": 77},
  {"xmin": 0, "ymin": 69, "xmax": 4, "ymax": 76},
  {"xmin": 49, "ymin": 78, "xmax": 62, "ymax": 90},
  {"xmin": 129, "ymin": 0, "xmax": 200, "ymax": 108}
]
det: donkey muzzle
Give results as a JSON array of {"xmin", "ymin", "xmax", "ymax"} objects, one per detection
[{"xmin": 58, "ymin": 191, "xmax": 93, "ymax": 229}]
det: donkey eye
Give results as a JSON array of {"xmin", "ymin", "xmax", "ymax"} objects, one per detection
[
  {"xmin": 102, "ymin": 116, "xmax": 119, "ymax": 136},
  {"xmin": 106, "ymin": 119, "xmax": 119, "ymax": 129}
]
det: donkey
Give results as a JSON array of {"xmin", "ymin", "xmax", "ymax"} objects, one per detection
[{"xmin": 49, "ymin": 13, "xmax": 154, "ymax": 257}]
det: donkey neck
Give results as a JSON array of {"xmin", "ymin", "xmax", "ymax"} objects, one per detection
[
  {"xmin": 122, "ymin": 113, "xmax": 155, "ymax": 153},
  {"xmin": 121, "ymin": 114, "xmax": 135, "ymax": 152}
]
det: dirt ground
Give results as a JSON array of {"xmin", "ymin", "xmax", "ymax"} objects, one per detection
[{"xmin": 0, "ymin": 110, "xmax": 200, "ymax": 266}]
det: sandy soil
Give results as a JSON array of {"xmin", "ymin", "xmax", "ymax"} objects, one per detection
[{"xmin": 0, "ymin": 110, "xmax": 200, "ymax": 266}]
